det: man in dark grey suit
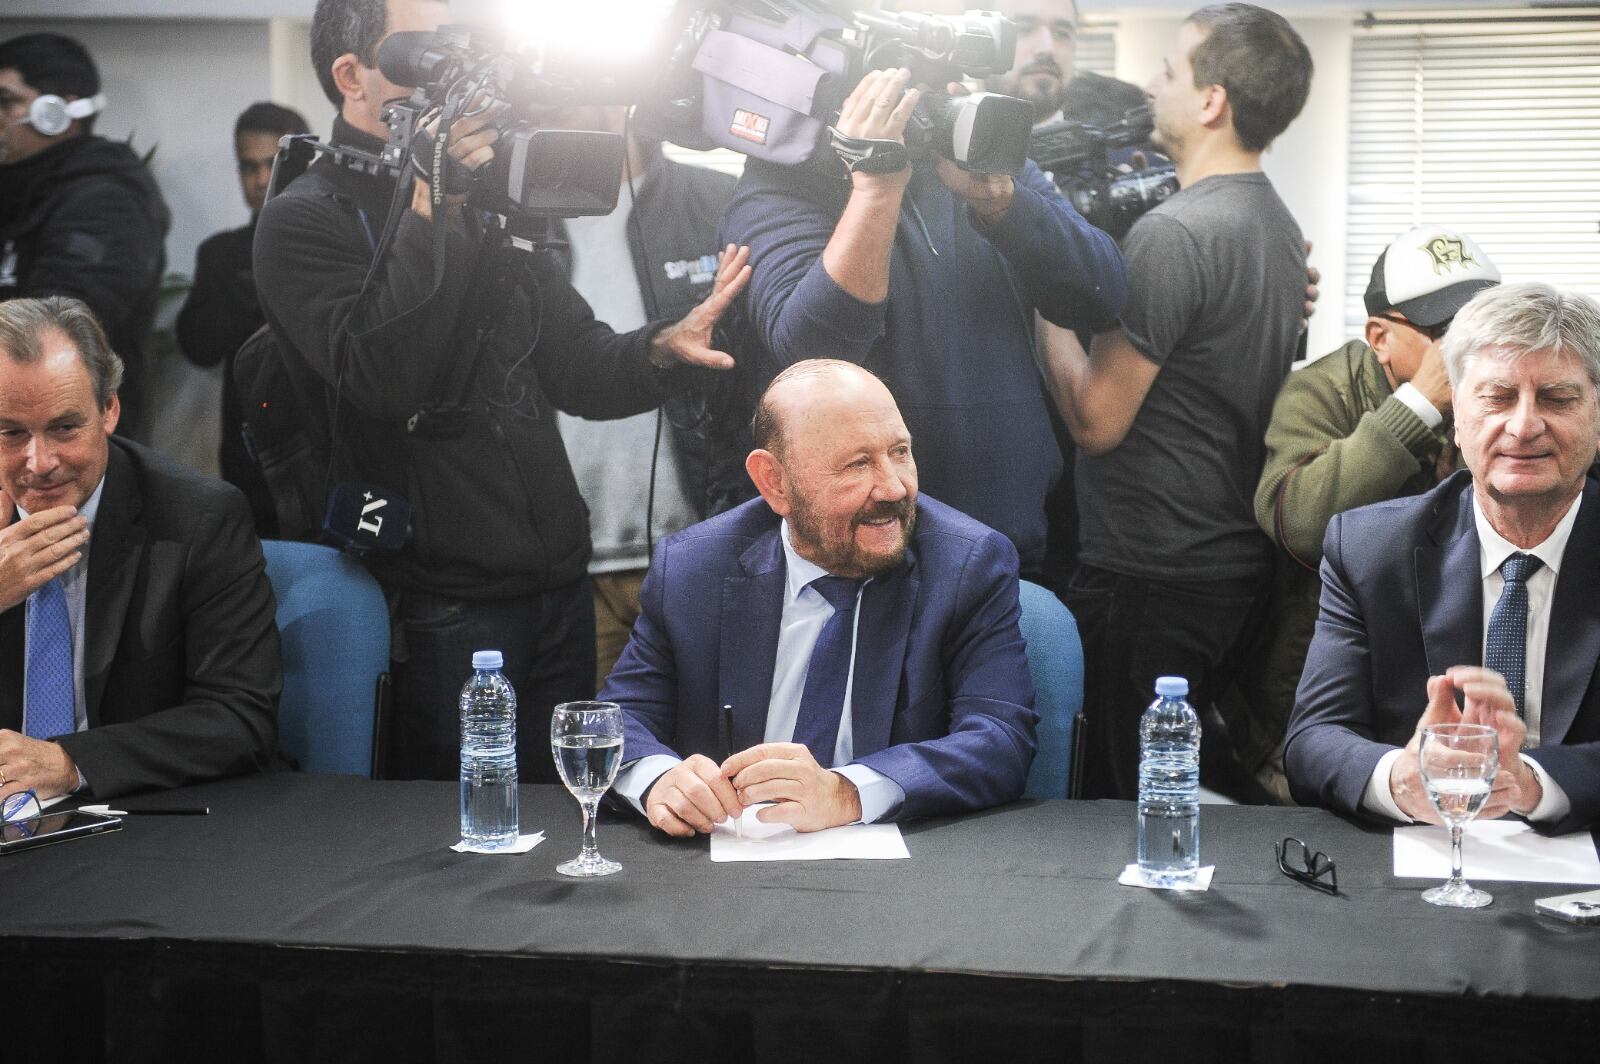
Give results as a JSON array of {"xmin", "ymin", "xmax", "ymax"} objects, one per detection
[
  {"xmin": 1286, "ymin": 282, "xmax": 1600, "ymax": 835},
  {"xmin": 0, "ymin": 296, "xmax": 280, "ymax": 802}
]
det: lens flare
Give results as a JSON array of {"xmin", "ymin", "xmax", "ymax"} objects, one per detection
[{"xmin": 503, "ymin": 0, "xmax": 678, "ymax": 63}]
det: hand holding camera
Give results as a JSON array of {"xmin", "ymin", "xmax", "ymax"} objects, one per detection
[{"xmin": 410, "ymin": 93, "xmax": 502, "ymax": 221}]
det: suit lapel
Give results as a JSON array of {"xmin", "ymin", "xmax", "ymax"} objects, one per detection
[
  {"xmin": 848, "ymin": 556, "xmax": 919, "ymax": 758},
  {"xmin": 1541, "ymin": 477, "xmax": 1600, "ymax": 743},
  {"xmin": 1417, "ymin": 475, "xmax": 1482, "ymax": 677},
  {"xmin": 84, "ymin": 443, "xmax": 145, "ymax": 725},
  {"xmin": 718, "ymin": 528, "xmax": 785, "ymax": 753}
]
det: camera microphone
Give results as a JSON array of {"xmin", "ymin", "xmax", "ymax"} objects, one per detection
[{"xmin": 377, "ymin": 30, "xmax": 452, "ymax": 87}]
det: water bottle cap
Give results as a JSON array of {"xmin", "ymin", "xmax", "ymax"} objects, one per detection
[
  {"xmin": 472, "ymin": 650, "xmax": 504, "ymax": 670},
  {"xmin": 1155, "ymin": 676, "xmax": 1189, "ymax": 698}
]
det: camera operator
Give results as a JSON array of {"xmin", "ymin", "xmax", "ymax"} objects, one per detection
[
  {"xmin": 717, "ymin": 62, "xmax": 1126, "ymax": 577},
  {"xmin": 1044, "ymin": 4, "xmax": 1312, "ymax": 800},
  {"xmin": 252, "ymin": 0, "xmax": 750, "ymax": 784}
]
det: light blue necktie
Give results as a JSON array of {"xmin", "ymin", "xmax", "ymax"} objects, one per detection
[
  {"xmin": 791, "ymin": 575, "xmax": 863, "ymax": 767},
  {"xmin": 1485, "ymin": 553, "xmax": 1543, "ymax": 720},
  {"xmin": 25, "ymin": 577, "xmax": 75, "ymax": 740}
]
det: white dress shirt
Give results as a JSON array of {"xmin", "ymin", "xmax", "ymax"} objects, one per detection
[
  {"xmin": 614, "ymin": 521, "xmax": 905, "ymax": 823},
  {"xmin": 1363, "ymin": 492, "xmax": 1578, "ymax": 824}
]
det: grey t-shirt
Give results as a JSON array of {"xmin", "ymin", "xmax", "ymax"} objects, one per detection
[{"xmin": 1075, "ymin": 171, "xmax": 1304, "ymax": 582}]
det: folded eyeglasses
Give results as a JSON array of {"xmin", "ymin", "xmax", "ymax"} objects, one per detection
[{"xmin": 1275, "ymin": 836, "xmax": 1338, "ymax": 895}]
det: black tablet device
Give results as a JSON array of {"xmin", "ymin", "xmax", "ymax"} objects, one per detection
[{"xmin": 0, "ymin": 807, "xmax": 123, "ymax": 855}]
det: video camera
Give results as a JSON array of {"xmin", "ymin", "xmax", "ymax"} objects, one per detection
[
  {"xmin": 655, "ymin": 1, "xmax": 1036, "ymax": 175},
  {"xmin": 374, "ymin": 23, "xmax": 643, "ymax": 219},
  {"xmin": 1028, "ymin": 104, "xmax": 1179, "ymax": 239}
]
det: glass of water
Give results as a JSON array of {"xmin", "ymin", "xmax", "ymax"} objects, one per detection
[
  {"xmin": 1418, "ymin": 722, "xmax": 1499, "ymax": 909},
  {"xmin": 551, "ymin": 701, "xmax": 624, "ymax": 878}
]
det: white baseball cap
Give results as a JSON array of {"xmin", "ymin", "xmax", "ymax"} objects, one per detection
[{"xmin": 1365, "ymin": 224, "xmax": 1501, "ymax": 328}]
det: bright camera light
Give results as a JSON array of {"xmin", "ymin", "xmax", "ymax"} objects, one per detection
[{"xmin": 504, "ymin": 0, "xmax": 678, "ymax": 62}]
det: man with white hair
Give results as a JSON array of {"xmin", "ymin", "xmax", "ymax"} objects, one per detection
[{"xmin": 1285, "ymin": 281, "xmax": 1600, "ymax": 834}]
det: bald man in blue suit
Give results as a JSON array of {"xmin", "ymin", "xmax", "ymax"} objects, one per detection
[{"xmin": 604, "ymin": 360, "xmax": 1037, "ymax": 836}]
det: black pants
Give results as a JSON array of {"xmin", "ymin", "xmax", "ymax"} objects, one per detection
[
  {"xmin": 1065, "ymin": 564, "xmax": 1267, "ymax": 800},
  {"xmin": 386, "ymin": 578, "xmax": 596, "ymax": 785}
]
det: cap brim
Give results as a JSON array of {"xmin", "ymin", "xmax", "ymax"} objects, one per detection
[{"xmin": 1393, "ymin": 279, "xmax": 1499, "ymax": 328}]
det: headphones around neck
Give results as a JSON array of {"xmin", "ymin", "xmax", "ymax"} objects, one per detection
[{"xmin": 24, "ymin": 92, "xmax": 106, "ymax": 137}]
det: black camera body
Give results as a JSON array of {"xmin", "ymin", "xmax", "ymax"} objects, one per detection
[
  {"xmin": 656, "ymin": 2, "xmax": 1035, "ymax": 176},
  {"xmin": 377, "ymin": 24, "xmax": 631, "ymax": 218},
  {"xmin": 1029, "ymin": 105, "xmax": 1179, "ymax": 239}
]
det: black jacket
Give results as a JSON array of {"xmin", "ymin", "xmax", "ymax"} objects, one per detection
[
  {"xmin": 176, "ymin": 221, "xmax": 277, "ymax": 536},
  {"xmin": 252, "ymin": 118, "xmax": 678, "ymax": 599},
  {"xmin": 0, "ymin": 135, "xmax": 171, "ymax": 438},
  {"xmin": 0, "ymin": 438, "xmax": 281, "ymax": 798}
]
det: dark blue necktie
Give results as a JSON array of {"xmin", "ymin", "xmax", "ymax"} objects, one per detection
[
  {"xmin": 1485, "ymin": 552, "xmax": 1543, "ymax": 720},
  {"xmin": 792, "ymin": 575, "xmax": 863, "ymax": 767},
  {"xmin": 25, "ymin": 577, "xmax": 76, "ymax": 740}
]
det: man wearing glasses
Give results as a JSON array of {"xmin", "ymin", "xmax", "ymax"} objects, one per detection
[
  {"xmin": 1241, "ymin": 226, "xmax": 1502, "ymax": 802},
  {"xmin": 0, "ymin": 297, "xmax": 281, "ymax": 806}
]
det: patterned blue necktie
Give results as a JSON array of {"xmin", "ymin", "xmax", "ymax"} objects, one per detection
[
  {"xmin": 791, "ymin": 575, "xmax": 864, "ymax": 767},
  {"xmin": 25, "ymin": 577, "xmax": 76, "ymax": 740},
  {"xmin": 1485, "ymin": 552, "xmax": 1543, "ymax": 720}
]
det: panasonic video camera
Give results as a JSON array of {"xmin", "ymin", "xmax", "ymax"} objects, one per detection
[{"xmin": 651, "ymin": 1, "xmax": 1036, "ymax": 175}]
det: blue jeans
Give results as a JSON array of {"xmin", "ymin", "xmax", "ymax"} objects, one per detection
[{"xmin": 386, "ymin": 578, "xmax": 596, "ymax": 784}]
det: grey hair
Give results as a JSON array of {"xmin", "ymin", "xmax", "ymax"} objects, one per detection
[
  {"xmin": 751, "ymin": 359, "xmax": 886, "ymax": 456},
  {"xmin": 0, "ymin": 296, "xmax": 124, "ymax": 408},
  {"xmin": 1441, "ymin": 281, "xmax": 1600, "ymax": 390}
]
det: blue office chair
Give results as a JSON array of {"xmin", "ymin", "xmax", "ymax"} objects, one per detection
[
  {"xmin": 262, "ymin": 540, "xmax": 391, "ymax": 777},
  {"xmin": 1017, "ymin": 580, "xmax": 1086, "ymax": 800}
]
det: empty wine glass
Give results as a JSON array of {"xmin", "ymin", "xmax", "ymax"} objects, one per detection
[
  {"xmin": 1417, "ymin": 722, "xmax": 1499, "ymax": 909},
  {"xmin": 551, "ymin": 701, "xmax": 624, "ymax": 878}
]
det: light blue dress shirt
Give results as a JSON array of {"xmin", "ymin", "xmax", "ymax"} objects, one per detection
[
  {"xmin": 615, "ymin": 520, "xmax": 906, "ymax": 823},
  {"xmin": 18, "ymin": 477, "xmax": 104, "ymax": 789}
]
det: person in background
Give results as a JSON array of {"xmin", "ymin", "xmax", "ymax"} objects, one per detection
[
  {"xmin": 554, "ymin": 106, "xmax": 738, "ymax": 691},
  {"xmin": 177, "ymin": 101, "xmax": 311, "ymax": 537},
  {"xmin": 1243, "ymin": 225, "xmax": 1500, "ymax": 801},
  {"xmin": 0, "ymin": 32, "xmax": 169, "ymax": 443},
  {"xmin": 1043, "ymin": 4, "xmax": 1312, "ymax": 800}
]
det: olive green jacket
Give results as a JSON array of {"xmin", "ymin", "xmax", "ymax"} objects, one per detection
[{"xmin": 1227, "ymin": 341, "xmax": 1448, "ymax": 770}]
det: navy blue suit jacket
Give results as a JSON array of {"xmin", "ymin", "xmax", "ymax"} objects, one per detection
[
  {"xmin": 1285, "ymin": 471, "xmax": 1600, "ymax": 834},
  {"xmin": 599, "ymin": 496, "xmax": 1038, "ymax": 819}
]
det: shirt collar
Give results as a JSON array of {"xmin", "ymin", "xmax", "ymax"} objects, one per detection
[
  {"xmin": 1472, "ymin": 490, "xmax": 1582, "ymax": 580},
  {"xmin": 780, "ymin": 519, "xmax": 831, "ymax": 606}
]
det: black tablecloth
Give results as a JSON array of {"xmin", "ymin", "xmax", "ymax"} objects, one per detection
[{"xmin": 4, "ymin": 773, "xmax": 1596, "ymax": 1062}]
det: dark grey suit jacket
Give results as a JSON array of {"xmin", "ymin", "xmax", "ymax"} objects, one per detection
[
  {"xmin": 1285, "ymin": 470, "xmax": 1600, "ymax": 834},
  {"xmin": 1, "ymin": 438, "xmax": 281, "ymax": 797}
]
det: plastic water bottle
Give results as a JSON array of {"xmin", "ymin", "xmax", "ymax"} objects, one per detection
[
  {"xmin": 1137, "ymin": 675, "xmax": 1201, "ymax": 885},
  {"xmin": 459, "ymin": 650, "xmax": 518, "ymax": 849}
]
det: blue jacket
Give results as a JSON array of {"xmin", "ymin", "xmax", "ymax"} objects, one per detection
[
  {"xmin": 717, "ymin": 158, "xmax": 1126, "ymax": 568},
  {"xmin": 1285, "ymin": 471, "xmax": 1600, "ymax": 835},
  {"xmin": 600, "ymin": 495, "xmax": 1039, "ymax": 819}
]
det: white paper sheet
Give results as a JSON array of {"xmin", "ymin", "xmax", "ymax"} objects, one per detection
[
  {"xmin": 1117, "ymin": 863, "xmax": 1216, "ymax": 892},
  {"xmin": 450, "ymin": 831, "xmax": 545, "ymax": 855},
  {"xmin": 709, "ymin": 805, "xmax": 909, "ymax": 862},
  {"xmin": 1392, "ymin": 820, "xmax": 1600, "ymax": 884}
]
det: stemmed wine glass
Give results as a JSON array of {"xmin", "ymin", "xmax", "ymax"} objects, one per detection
[
  {"xmin": 1417, "ymin": 722, "xmax": 1499, "ymax": 908},
  {"xmin": 551, "ymin": 701, "xmax": 624, "ymax": 878}
]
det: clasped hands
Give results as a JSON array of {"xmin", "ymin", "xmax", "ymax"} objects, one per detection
[
  {"xmin": 644, "ymin": 743, "xmax": 862, "ymax": 838},
  {"xmin": 1389, "ymin": 665, "xmax": 1542, "ymax": 825}
]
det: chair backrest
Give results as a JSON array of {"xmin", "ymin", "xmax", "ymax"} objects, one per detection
[
  {"xmin": 262, "ymin": 541, "xmax": 389, "ymax": 776},
  {"xmin": 1017, "ymin": 580, "xmax": 1085, "ymax": 800}
]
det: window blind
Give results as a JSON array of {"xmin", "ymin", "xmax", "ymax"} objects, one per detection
[{"xmin": 1344, "ymin": 21, "xmax": 1600, "ymax": 336}]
